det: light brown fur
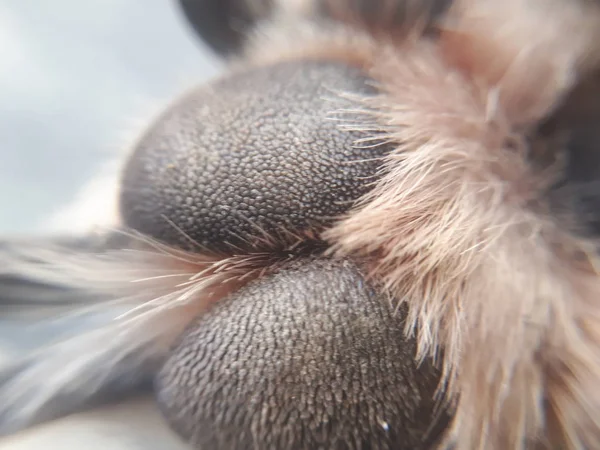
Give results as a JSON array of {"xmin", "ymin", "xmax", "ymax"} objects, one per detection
[
  {"xmin": 305, "ymin": 1, "xmax": 600, "ymax": 448},
  {"xmin": 237, "ymin": 0, "xmax": 600, "ymax": 447}
]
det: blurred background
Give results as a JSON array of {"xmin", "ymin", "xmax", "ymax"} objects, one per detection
[{"xmin": 0, "ymin": 0, "xmax": 222, "ymax": 234}]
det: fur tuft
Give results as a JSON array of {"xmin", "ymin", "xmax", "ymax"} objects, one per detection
[
  {"xmin": 0, "ymin": 231, "xmax": 279, "ymax": 435},
  {"xmin": 312, "ymin": 1, "xmax": 600, "ymax": 448}
]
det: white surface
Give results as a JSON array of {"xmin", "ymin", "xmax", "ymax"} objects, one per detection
[{"xmin": 0, "ymin": 397, "xmax": 191, "ymax": 450}]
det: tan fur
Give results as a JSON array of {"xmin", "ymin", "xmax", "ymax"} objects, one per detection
[
  {"xmin": 243, "ymin": 0, "xmax": 600, "ymax": 448},
  {"xmin": 308, "ymin": 2, "xmax": 600, "ymax": 449}
]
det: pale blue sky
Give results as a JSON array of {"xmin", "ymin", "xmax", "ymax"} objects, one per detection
[{"xmin": 0, "ymin": 0, "xmax": 221, "ymax": 233}]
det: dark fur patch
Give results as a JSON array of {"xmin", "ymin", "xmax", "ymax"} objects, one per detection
[
  {"xmin": 539, "ymin": 72, "xmax": 600, "ymax": 237},
  {"xmin": 317, "ymin": 0, "xmax": 453, "ymax": 36},
  {"xmin": 178, "ymin": 0, "xmax": 272, "ymax": 56}
]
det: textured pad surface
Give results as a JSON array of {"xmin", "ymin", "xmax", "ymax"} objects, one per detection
[
  {"xmin": 121, "ymin": 60, "xmax": 391, "ymax": 252},
  {"xmin": 156, "ymin": 258, "xmax": 446, "ymax": 450}
]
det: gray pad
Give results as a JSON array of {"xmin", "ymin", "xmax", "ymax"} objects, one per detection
[
  {"xmin": 120, "ymin": 60, "xmax": 391, "ymax": 252},
  {"xmin": 156, "ymin": 258, "xmax": 447, "ymax": 450}
]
